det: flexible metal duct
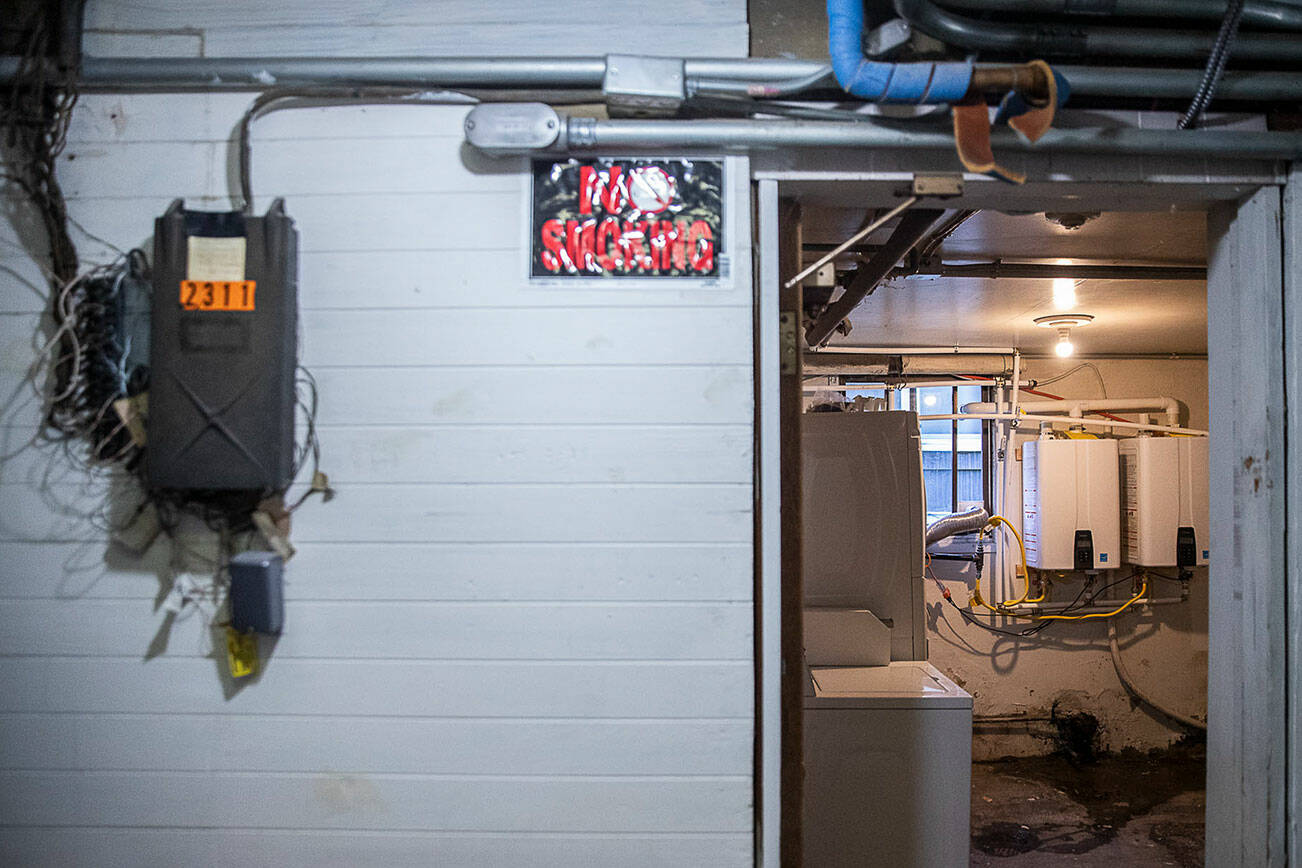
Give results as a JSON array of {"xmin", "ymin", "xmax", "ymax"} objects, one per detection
[{"xmin": 926, "ymin": 507, "xmax": 991, "ymax": 545}]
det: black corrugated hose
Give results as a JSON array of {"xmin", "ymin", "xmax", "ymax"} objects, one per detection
[{"xmin": 1178, "ymin": 0, "xmax": 1247, "ymax": 129}]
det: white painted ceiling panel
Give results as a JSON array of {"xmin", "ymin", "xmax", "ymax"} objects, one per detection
[{"xmin": 810, "ymin": 209, "xmax": 1208, "ymax": 355}]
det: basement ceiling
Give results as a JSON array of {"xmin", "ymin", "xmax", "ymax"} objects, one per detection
[{"xmin": 805, "ymin": 209, "xmax": 1208, "ymax": 356}]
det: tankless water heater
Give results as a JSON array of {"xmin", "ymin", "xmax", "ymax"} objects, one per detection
[
  {"xmin": 1119, "ymin": 436, "xmax": 1210, "ymax": 568},
  {"xmin": 1022, "ymin": 438, "xmax": 1120, "ymax": 571}
]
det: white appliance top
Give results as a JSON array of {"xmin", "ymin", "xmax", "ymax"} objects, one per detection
[{"xmin": 806, "ymin": 661, "xmax": 973, "ymax": 710}]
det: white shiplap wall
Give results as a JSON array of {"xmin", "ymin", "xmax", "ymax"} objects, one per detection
[{"xmin": 0, "ymin": 3, "xmax": 754, "ymax": 864}]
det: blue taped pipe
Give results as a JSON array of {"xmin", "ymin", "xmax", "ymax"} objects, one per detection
[{"xmin": 827, "ymin": 0, "xmax": 972, "ymax": 102}]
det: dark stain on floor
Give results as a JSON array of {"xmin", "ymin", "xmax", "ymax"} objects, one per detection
[{"xmin": 971, "ymin": 741, "xmax": 1205, "ymax": 866}]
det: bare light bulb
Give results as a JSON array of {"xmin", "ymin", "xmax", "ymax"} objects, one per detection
[
  {"xmin": 1052, "ymin": 278, "xmax": 1077, "ymax": 311},
  {"xmin": 1055, "ymin": 328, "xmax": 1074, "ymax": 357}
]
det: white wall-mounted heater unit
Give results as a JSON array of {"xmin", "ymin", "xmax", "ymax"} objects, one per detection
[
  {"xmin": 1022, "ymin": 438, "xmax": 1121, "ymax": 570},
  {"xmin": 1119, "ymin": 436, "xmax": 1210, "ymax": 568}
]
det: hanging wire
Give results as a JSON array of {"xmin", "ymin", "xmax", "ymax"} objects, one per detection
[{"xmin": 1178, "ymin": 0, "xmax": 1247, "ymax": 129}]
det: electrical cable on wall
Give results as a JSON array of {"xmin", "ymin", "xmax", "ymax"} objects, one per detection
[
  {"xmin": 1, "ymin": 1, "xmax": 85, "ymax": 433},
  {"xmin": 2, "ymin": 12, "xmax": 335, "ymax": 668},
  {"xmin": 1108, "ymin": 619, "xmax": 1207, "ymax": 730}
]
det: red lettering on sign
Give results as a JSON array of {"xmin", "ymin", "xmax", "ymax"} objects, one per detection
[
  {"xmin": 581, "ymin": 220, "xmax": 597, "ymax": 272},
  {"xmin": 565, "ymin": 219, "xmax": 583, "ymax": 272},
  {"xmin": 596, "ymin": 217, "xmax": 622, "ymax": 271},
  {"xmin": 622, "ymin": 221, "xmax": 648, "ymax": 271},
  {"xmin": 578, "ymin": 166, "xmax": 597, "ymax": 216},
  {"xmin": 578, "ymin": 165, "xmax": 626, "ymax": 216},
  {"xmin": 670, "ymin": 220, "xmax": 688, "ymax": 271},
  {"xmin": 655, "ymin": 221, "xmax": 675, "ymax": 270},
  {"xmin": 540, "ymin": 219, "xmax": 565, "ymax": 272},
  {"xmin": 688, "ymin": 220, "xmax": 714, "ymax": 272},
  {"xmin": 601, "ymin": 166, "xmax": 625, "ymax": 214}
]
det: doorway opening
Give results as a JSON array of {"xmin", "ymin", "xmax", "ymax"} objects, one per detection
[{"xmin": 756, "ymin": 173, "xmax": 1280, "ymax": 866}]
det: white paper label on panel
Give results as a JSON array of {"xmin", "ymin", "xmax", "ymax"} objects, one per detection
[{"xmin": 187, "ymin": 236, "xmax": 247, "ymax": 282}]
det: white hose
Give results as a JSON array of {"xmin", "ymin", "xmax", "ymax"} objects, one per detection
[
  {"xmin": 1108, "ymin": 620, "xmax": 1207, "ymax": 731},
  {"xmin": 919, "ymin": 412, "xmax": 1207, "ymax": 437}
]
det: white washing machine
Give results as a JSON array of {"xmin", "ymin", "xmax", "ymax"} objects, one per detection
[{"xmin": 803, "ymin": 661, "xmax": 972, "ymax": 868}]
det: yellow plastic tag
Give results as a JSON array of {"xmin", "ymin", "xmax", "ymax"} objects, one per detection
[{"xmin": 225, "ymin": 628, "xmax": 259, "ymax": 679}]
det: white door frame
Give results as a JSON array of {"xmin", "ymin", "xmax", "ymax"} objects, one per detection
[{"xmin": 753, "ymin": 159, "xmax": 1295, "ymax": 867}]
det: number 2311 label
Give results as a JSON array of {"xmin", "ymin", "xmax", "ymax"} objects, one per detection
[{"xmin": 180, "ymin": 280, "xmax": 256, "ymax": 311}]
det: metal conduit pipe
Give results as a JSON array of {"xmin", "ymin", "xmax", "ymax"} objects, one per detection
[
  {"xmin": 803, "ymin": 355, "xmax": 1013, "ymax": 376},
  {"xmin": 0, "ymin": 55, "xmax": 835, "ymax": 90},
  {"xmin": 895, "ymin": 0, "xmax": 1302, "ymax": 61},
  {"xmin": 1005, "ymin": 595, "xmax": 1187, "ymax": 615},
  {"xmin": 548, "ymin": 114, "xmax": 1302, "ymax": 159},
  {"xmin": 815, "ymin": 346, "xmax": 1018, "ymax": 354},
  {"xmin": 6, "ymin": 55, "xmax": 1302, "ymax": 103},
  {"xmin": 905, "ymin": 262, "xmax": 1206, "ymax": 280},
  {"xmin": 1030, "ymin": 65, "xmax": 1302, "ymax": 101},
  {"xmin": 940, "ymin": 0, "xmax": 1302, "ymax": 31}
]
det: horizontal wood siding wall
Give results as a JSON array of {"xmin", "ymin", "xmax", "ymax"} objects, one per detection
[{"xmin": 0, "ymin": 4, "xmax": 753, "ymax": 864}]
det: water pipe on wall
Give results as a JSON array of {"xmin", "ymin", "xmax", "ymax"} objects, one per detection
[
  {"xmin": 920, "ymin": 411, "xmax": 1207, "ymax": 436},
  {"xmin": 961, "ymin": 396, "xmax": 1182, "ymax": 426}
]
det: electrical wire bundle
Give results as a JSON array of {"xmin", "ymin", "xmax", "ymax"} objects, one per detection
[
  {"xmin": 40, "ymin": 251, "xmax": 150, "ymax": 465},
  {"xmin": 930, "ymin": 514, "xmax": 1153, "ymax": 638},
  {"xmin": 2, "ymin": 3, "xmax": 84, "ymax": 406}
]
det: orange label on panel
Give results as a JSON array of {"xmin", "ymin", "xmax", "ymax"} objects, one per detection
[{"xmin": 180, "ymin": 280, "xmax": 256, "ymax": 311}]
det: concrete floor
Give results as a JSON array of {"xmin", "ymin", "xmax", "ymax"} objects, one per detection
[{"xmin": 970, "ymin": 744, "xmax": 1205, "ymax": 866}]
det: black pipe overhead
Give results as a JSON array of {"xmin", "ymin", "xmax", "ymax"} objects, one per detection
[
  {"xmin": 805, "ymin": 209, "xmax": 945, "ymax": 347},
  {"xmin": 895, "ymin": 0, "xmax": 1302, "ymax": 61},
  {"xmin": 937, "ymin": 0, "xmax": 1302, "ymax": 31},
  {"xmin": 901, "ymin": 262, "xmax": 1207, "ymax": 280}
]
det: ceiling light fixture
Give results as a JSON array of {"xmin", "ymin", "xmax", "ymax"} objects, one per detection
[{"xmin": 1034, "ymin": 313, "xmax": 1094, "ymax": 358}]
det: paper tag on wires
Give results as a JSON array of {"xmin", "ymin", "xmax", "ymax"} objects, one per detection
[{"xmin": 225, "ymin": 627, "xmax": 259, "ymax": 679}]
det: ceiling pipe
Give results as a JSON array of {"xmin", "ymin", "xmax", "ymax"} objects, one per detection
[
  {"xmin": 2, "ymin": 55, "xmax": 1301, "ymax": 103},
  {"xmin": 537, "ymin": 113, "xmax": 1302, "ymax": 159},
  {"xmin": 805, "ymin": 209, "xmax": 946, "ymax": 347},
  {"xmin": 921, "ymin": 411, "xmax": 1207, "ymax": 435},
  {"xmin": 894, "ymin": 0, "xmax": 1302, "ymax": 61},
  {"xmin": 899, "ymin": 263, "xmax": 1207, "ymax": 280},
  {"xmin": 1017, "ymin": 64, "xmax": 1302, "ymax": 101},
  {"xmin": 962, "ymin": 396, "xmax": 1182, "ymax": 425},
  {"xmin": 816, "ymin": 345, "xmax": 1019, "ymax": 354},
  {"xmin": 938, "ymin": 0, "xmax": 1302, "ymax": 31},
  {"xmin": 803, "ymin": 353, "xmax": 1013, "ymax": 375}
]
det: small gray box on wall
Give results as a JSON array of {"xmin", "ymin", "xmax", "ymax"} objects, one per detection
[{"xmin": 229, "ymin": 551, "xmax": 284, "ymax": 635}]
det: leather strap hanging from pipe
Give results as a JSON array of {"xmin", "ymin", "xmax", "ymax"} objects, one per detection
[
  {"xmin": 954, "ymin": 59, "xmax": 1067, "ymax": 184},
  {"xmin": 804, "ymin": 209, "xmax": 945, "ymax": 347}
]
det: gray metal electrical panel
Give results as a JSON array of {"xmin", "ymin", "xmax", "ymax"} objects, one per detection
[
  {"xmin": 802, "ymin": 411, "xmax": 927, "ymax": 661},
  {"xmin": 146, "ymin": 200, "xmax": 298, "ymax": 491}
]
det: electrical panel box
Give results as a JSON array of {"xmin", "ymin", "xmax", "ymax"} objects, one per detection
[
  {"xmin": 1120, "ymin": 436, "xmax": 1210, "ymax": 567},
  {"xmin": 147, "ymin": 200, "xmax": 298, "ymax": 490},
  {"xmin": 1023, "ymin": 438, "xmax": 1120, "ymax": 570}
]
